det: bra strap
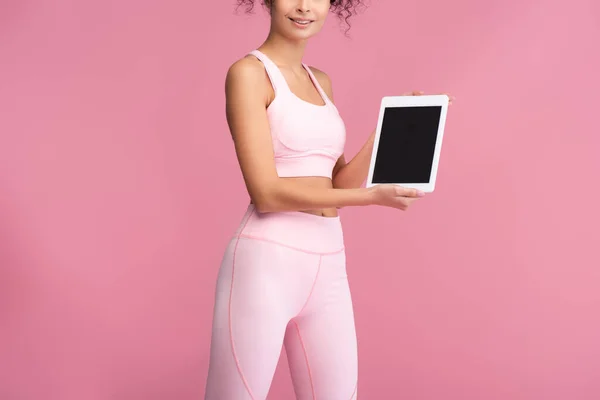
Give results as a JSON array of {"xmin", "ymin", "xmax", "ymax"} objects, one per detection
[
  {"xmin": 248, "ymin": 50, "xmax": 290, "ymax": 96},
  {"xmin": 302, "ymin": 63, "xmax": 331, "ymax": 106}
]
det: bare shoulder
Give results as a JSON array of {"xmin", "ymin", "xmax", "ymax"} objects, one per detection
[
  {"xmin": 225, "ymin": 55, "xmax": 269, "ymax": 95},
  {"xmin": 307, "ymin": 66, "xmax": 334, "ymax": 101}
]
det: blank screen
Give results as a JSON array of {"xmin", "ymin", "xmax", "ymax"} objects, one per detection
[{"xmin": 372, "ymin": 106, "xmax": 442, "ymax": 184}]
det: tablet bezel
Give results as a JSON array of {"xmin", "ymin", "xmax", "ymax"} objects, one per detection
[{"xmin": 366, "ymin": 95, "xmax": 449, "ymax": 193}]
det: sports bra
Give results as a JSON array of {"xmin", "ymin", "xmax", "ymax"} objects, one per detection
[{"xmin": 248, "ymin": 50, "xmax": 346, "ymax": 179}]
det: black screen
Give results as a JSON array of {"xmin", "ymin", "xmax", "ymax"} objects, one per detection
[{"xmin": 372, "ymin": 106, "xmax": 442, "ymax": 184}]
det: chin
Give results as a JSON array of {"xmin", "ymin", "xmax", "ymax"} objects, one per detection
[
  {"xmin": 285, "ymin": 27, "xmax": 323, "ymax": 41},
  {"xmin": 285, "ymin": 30, "xmax": 318, "ymax": 41}
]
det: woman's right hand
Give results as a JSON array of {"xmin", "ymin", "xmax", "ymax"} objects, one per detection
[{"xmin": 368, "ymin": 184, "xmax": 425, "ymax": 211}]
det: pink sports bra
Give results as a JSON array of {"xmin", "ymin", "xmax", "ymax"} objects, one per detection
[{"xmin": 249, "ymin": 50, "xmax": 346, "ymax": 179}]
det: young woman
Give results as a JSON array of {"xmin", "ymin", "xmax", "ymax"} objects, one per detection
[{"xmin": 205, "ymin": 1, "xmax": 443, "ymax": 399}]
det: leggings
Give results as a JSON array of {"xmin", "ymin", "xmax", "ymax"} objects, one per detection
[{"xmin": 204, "ymin": 205, "xmax": 358, "ymax": 400}]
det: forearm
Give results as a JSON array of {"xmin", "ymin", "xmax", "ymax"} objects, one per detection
[
  {"xmin": 333, "ymin": 131, "xmax": 376, "ymax": 189},
  {"xmin": 253, "ymin": 179, "xmax": 374, "ymax": 213}
]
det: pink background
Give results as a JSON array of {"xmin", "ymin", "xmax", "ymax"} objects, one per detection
[{"xmin": 1, "ymin": 0, "xmax": 599, "ymax": 399}]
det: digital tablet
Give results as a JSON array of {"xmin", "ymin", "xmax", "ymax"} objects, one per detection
[{"xmin": 366, "ymin": 95, "xmax": 449, "ymax": 193}]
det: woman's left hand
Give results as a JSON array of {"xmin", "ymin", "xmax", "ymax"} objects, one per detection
[{"xmin": 403, "ymin": 90, "xmax": 455, "ymax": 105}]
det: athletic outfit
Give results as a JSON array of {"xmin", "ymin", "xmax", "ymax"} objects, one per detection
[{"xmin": 204, "ymin": 50, "xmax": 357, "ymax": 400}]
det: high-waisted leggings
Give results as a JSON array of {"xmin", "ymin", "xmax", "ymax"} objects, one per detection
[{"xmin": 204, "ymin": 205, "xmax": 358, "ymax": 400}]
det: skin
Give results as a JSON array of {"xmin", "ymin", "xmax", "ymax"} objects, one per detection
[{"xmin": 225, "ymin": 0, "xmax": 452, "ymax": 216}]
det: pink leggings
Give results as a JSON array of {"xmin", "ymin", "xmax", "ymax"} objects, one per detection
[{"xmin": 204, "ymin": 205, "xmax": 358, "ymax": 399}]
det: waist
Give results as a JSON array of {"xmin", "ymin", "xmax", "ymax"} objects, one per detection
[{"xmin": 233, "ymin": 204, "xmax": 345, "ymax": 255}]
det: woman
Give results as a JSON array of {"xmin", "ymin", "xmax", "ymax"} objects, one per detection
[{"xmin": 204, "ymin": 1, "xmax": 436, "ymax": 398}]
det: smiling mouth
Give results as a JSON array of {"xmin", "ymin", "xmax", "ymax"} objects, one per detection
[{"xmin": 288, "ymin": 17, "xmax": 313, "ymax": 25}]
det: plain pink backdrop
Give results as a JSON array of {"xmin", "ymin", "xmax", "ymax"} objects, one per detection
[{"xmin": 1, "ymin": 0, "xmax": 599, "ymax": 399}]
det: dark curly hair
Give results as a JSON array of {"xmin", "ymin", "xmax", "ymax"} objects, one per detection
[{"xmin": 235, "ymin": 0, "xmax": 365, "ymax": 34}]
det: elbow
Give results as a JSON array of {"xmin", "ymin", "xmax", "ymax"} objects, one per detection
[
  {"xmin": 253, "ymin": 198, "xmax": 284, "ymax": 214},
  {"xmin": 250, "ymin": 184, "xmax": 282, "ymax": 214},
  {"xmin": 253, "ymin": 198, "xmax": 276, "ymax": 213}
]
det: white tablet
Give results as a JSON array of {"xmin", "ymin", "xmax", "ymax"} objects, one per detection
[{"xmin": 366, "ymin": 95, "xmax": 449, "ymax": 193}]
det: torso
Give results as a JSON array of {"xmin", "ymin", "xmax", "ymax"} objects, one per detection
[{"xmin": 252, "ymin": 52, "xmax": 341, "ymax": 218}]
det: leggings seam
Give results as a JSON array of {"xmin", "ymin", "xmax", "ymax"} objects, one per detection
[
  {"xmin": 297, "ymin": 255, "xmax": 322, "ymax": 317},
  {"xmin": 237, "ymin": 234, "xmax": 344, "ymax": 256},
  {"xmin": 228, "ymin": 209, "xmax": 256, "ymax": 399},
  {"xmin": 293, "ymin": 320, "xmax": 317, "ymax": 400}
]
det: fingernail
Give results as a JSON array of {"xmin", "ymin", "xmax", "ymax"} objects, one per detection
[{"xmin": 417, "ymin": 190, "xmax": 425, "ymax": 197}]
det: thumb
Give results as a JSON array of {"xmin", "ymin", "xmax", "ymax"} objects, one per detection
[{"xmin": 395, "ymin": 186, "xmax": 425, "ymax": 197}]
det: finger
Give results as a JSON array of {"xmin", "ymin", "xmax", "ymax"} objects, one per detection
[
  {"xmin": 443, "ymin": 93, "xmax": 456, "ymax": 104},
  {"xmin": 395, "ymin": 186, "xmax": 425, "ymax": 198},
  {"xmin": 393, "ymin": 198, "xmax": 408, "ymax": 210},
  {"xmin": 404, "ymin": 197, "xmax": 419, "ymax": 206},
  {"xmin": 402, "ymin": 90, "xmax": 424, "ymax": 96},
  {"xmin": 398, "ymin": 197, "xmax": 420, "ymax": 210},
  {"xmin": 398, "ymin": 197, "xmax": 418, "ymax": 209}
]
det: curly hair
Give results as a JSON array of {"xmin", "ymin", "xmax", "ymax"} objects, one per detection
[{"xmin": 235, "ymin": 0, "xmax": 365, "ymax": 34}]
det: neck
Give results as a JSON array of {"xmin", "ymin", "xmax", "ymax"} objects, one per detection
[{"xmin": 259, "ymin": 31, "xmax": 307, "ymax": 68}]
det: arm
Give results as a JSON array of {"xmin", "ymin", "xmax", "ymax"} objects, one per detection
[
  {"xmin": 309, "ymin": 67, "xmax": 375, "ymax": 190},
  {"xmin": 226, "ymin": 58, "xmax": 376, "ymax": 213},
  {"xmin": 331, "ymin": 131, "xmax": 375, "ymax": 189}
]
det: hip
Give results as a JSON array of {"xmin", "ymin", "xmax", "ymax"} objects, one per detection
[{"xmin": 231, "ymin": 204, "xmax": 345, "ymax": 255}]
